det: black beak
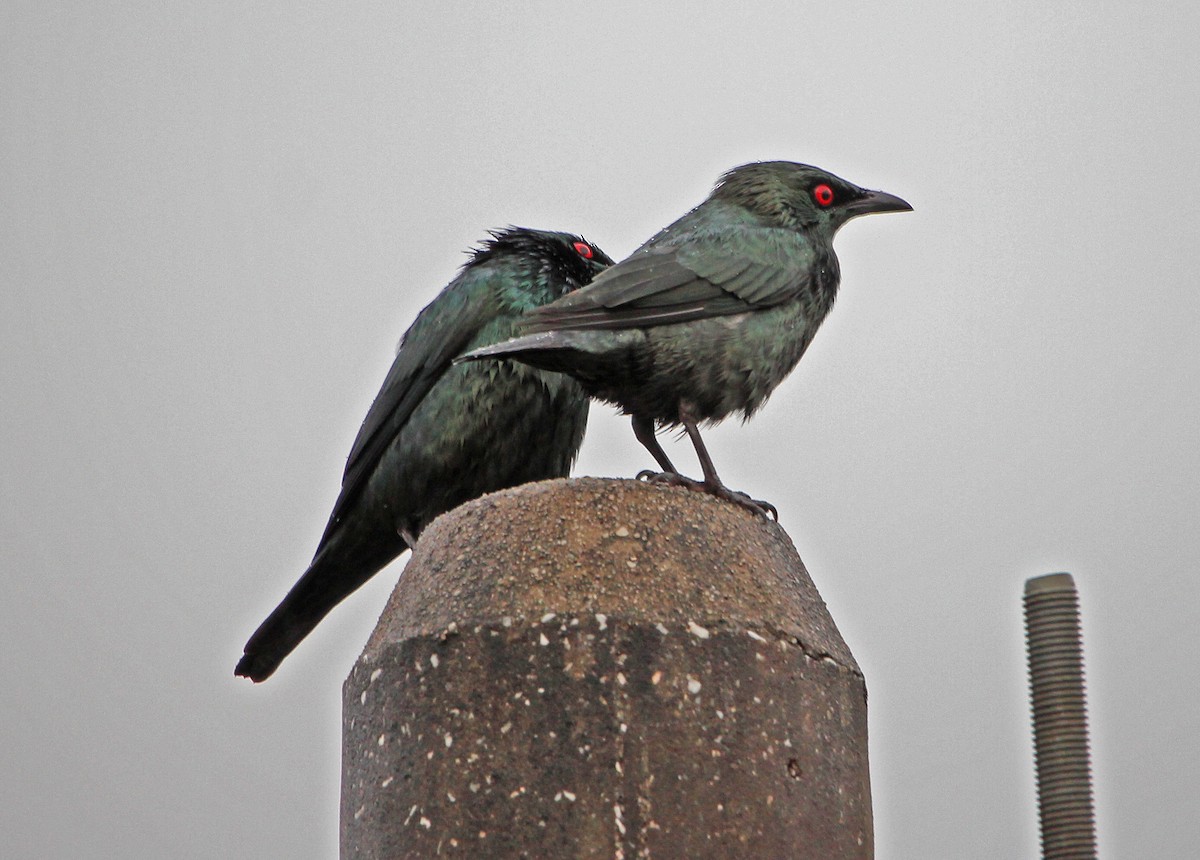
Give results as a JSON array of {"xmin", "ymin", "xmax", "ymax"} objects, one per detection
[{"xmin": 844, "ymin": 189, "xmax": 912, "ymax": 218}]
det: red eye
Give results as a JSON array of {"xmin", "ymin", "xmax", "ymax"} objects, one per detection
[
  {"xmin": 573, "ymin": 241, "xmax": 594, "ymax": 259},
  {"xmin": 813, "ymin": 184, "xmax": 835, "ymax": 207}
]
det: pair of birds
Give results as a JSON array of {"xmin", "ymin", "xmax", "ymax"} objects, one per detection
[{"xmin": 236, "ymin": 161, "xmax": 911, "ymax": 682}]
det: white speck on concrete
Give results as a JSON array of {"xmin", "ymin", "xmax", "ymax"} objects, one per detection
[
  {"xmin": 595, "ymin": 613, "xmax": 608, "ymax": 630},
  {"xmin": 563, "ymin": 790, "xmax": 576, "ymax": 802},
  {"xmin": 651, "ymin": 670, "xmax": 663, "ymax": 684},
  {"xmin": 377, "ymin": 734, "xmax": 386, "ymax": 747},
  {"xmin": 615, "ymin": 526, "xmax": 630, "ymax": 537},
  {"xmin": 354, "ymin": 805, "xmax": 365, "ymax": 820},
  {"xmin": 502, "ymin": 616, "xmax": 513, "ymax": 628},
  {"xmin": 688, "ymin": 621, "xmax": 711, "ymax": 639},
  {"xmin": 541, "ymin": 612, "xmax": 556, "ymax": 623},
  {"xmin": 447, "ymin": 792, "xmax": 456, "ymax": 802},
  {"xmin": 370, "ymin": 668, "xmax": 383, "ymax": 683},
  {"xmin": 430, "ymin": 654, "xmax": 439, "ymax": 668},
  {"xmin": 746, "ymin": 629, "xmax": 767, "ymax": 642},
  {"xmin": 404, "ymin": 805, "xmax": 418, "ymax": 825},
  {"xmin": 614, "ymin": 802, "xmax": 627, "ymax": 835},
  {"xmin": 500, "ymin": 722, "xmax": 512, "ymax": 734},
  {"xmin": 444, "ymin": 733, "xmax": 453, "ymax": 748},
  {"xmin": 419, "ymin": 817, "xmax": 431, "ymax": 829},
  {"xmin": 655, "ymin": 623, "xmax": 669, "ymax": 635},
  {"xmin": 360, "ymin": 690, "xmax": 368, "ymax": 705},
  {"xmin": 687, "ymin": 678, "xmax": 702, "ymax": 694},
  {"xmin": 381, "ymin": 776, "xmax": 393, "ymax": 788},
  {"xmin": 617, "ymin": 672, "xmax": 627, "ymax": 686},
  {"xmin": 539, "ymin": 632, "xmax": 550, "ymax": 646}
]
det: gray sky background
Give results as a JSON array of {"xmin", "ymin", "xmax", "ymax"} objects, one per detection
[{"xmin": 3, "ymin": 2, "xmax": 1197, "ymax": 857}]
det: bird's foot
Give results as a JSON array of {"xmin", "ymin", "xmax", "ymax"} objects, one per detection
[
  {"xmin": 636, "ymin": 469, "xmax": 675, "ymax": 483},
  {"xmin": 636, "ymin": 470, "xmax": 777, "ymax": 520},
  {"xmin": 707, "ymin": 483, "xmax": 778, "ymax": 520}
]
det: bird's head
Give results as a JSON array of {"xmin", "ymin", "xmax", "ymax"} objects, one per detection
[
  {"xmin": 712, "ymin": 161, "xmax": 911, "ymax": 235},
  {"xmin": 474, "ymin": 227, "xmax": 615, "ymax": 296}
]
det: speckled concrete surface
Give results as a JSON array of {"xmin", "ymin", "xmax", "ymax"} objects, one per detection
[{"xmin": 342, "ymin": 478, "xmax": 871, "ymax": 858}]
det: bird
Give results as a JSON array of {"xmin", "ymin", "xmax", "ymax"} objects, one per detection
[
  {"xmin": 462, "ymin": 162, "xmax": 911, "ymax": 517},
  {"xmin": 236, "ymin": 227, "xmax": 614, "ymax": 682}
]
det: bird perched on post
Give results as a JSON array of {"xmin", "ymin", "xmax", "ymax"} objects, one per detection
[
  {"xmin": 236, "ymin": 228, "xmax": 613, "ymax": 682},
  {"xmin": 463, "ymin": 162, "xmax": 910, "ymax": 516}
]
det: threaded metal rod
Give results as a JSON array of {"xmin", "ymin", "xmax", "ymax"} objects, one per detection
[{"xmin": 1024, "ymin": 572, "xmax": 1097, "ymax": 859}]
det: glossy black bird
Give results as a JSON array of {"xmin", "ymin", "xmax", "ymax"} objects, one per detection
[
  {"xmin": 463, "ymin": 162, "xmax": 910, "ymax": 516},
  {"xmin": 236, "ymin": 228, "xmax": 613, "ymax": 682}
]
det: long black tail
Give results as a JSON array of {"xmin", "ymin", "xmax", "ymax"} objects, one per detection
[{"xmin": 235, "ymin": 546, "xmax": 396, "ymax": 683}]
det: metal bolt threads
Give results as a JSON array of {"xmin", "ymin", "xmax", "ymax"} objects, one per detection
[{"xmin": 1024, "ymin": 573, "xmax": 1097, "ymax": 859}]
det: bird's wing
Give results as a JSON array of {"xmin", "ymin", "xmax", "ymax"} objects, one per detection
[
  {"xmin": 525, "ymin": 228, "xmax": 811, "ymax": 331},
  {"xmin": 319, "ymin": 283, "xmax": 492, "ymax": 543}
]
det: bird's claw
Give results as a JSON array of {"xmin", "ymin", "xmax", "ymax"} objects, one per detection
[
  {"xmin": 636, "ymin": 469, "xmax": 698, "ymax": 486},
  {"xmin": 708, "ymin": 484, "xmax": 778, "ymax": 520},
  {"xmin": 635, "ymin": 470, "xmax": 778, "ymax": 520},
  {"xmin": 637, "ymin": 470, "xmax": 699, "ymax": 490}
]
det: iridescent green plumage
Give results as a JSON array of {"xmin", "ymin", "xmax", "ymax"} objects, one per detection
[
  {"xmin": 464, "ymin": 163, "xmax": 910, "ymax": 516},
  {"xmin": 237, "ymin": 228, "xmax": 612, "ymax": 682}
]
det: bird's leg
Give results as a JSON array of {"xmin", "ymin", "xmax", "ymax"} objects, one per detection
[
  {"xmin": 632, "ymin": 405, "xmax": 777, "ymax": 519},
  {"xmin": 679, "ymin": 407, "xmax": 778, "ymax": 520},
  {"xmin": 632, "ymin": 412, "xmax": 714, "ymax": 494},
  {"xmin": 631, "ymin": 413, "xmax": 683, "ymax": 480}
]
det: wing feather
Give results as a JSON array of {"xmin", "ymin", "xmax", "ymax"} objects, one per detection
[
  {"xmin": 320, "ymin": 282, "xmax": 491, "ymax": 543},
  {"xmin": 525, "ymin": 228, "xmax": 811, "ymax": 333}
]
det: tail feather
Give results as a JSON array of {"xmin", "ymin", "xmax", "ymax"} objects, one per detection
[
  {"xmin": 235, "ymin": 549, "xmax": 393, "ymax": 682},
  {"xmin": 458, "ymin": 330, "xmax": 587, "ymax": 363},
  {"xmin": 459, "ymin": 329, "xmax": 641, "ymax": 374}
]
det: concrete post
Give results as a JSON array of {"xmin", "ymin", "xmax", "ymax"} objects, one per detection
[{"xmin": 342, "ymin": 477, "xmax": 871, "ymax": 858}]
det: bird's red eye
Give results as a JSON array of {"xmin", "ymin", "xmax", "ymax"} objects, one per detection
[
  {"xmin": 813, "ymin": 184, "xmax": 835, "ymax": 207},
  {"xmin": 573, "ymin": 241, "xmax": 594, "ymax": 259}
]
